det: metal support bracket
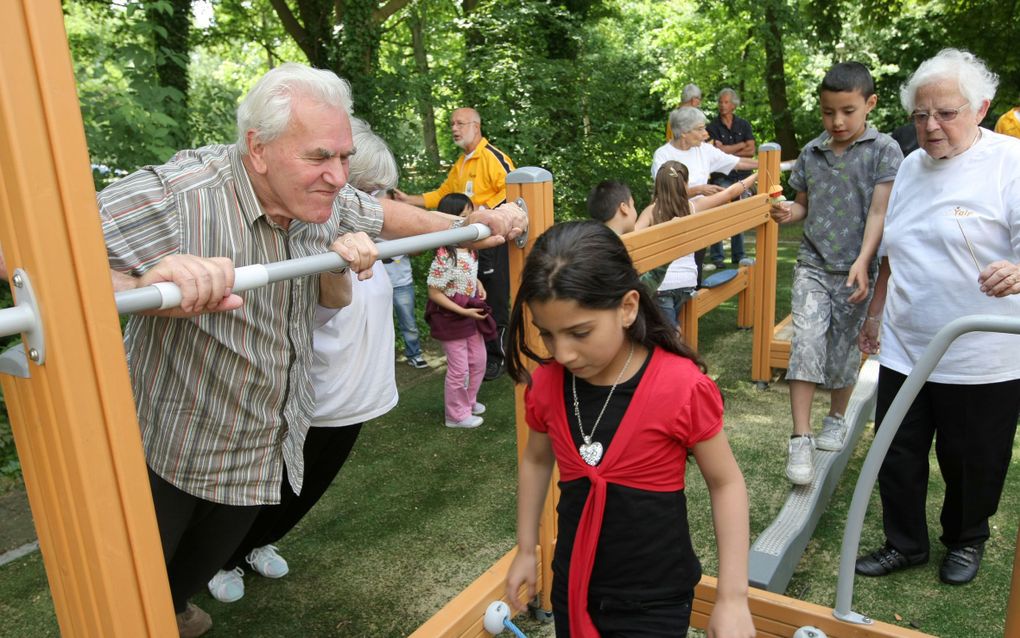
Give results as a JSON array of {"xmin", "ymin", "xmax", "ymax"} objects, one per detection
[
  {"xmin": 832, "ymin": 609, "xmax": 873, "ymax": 625},
  {"xmin": 514, "ymin": 197, "xmax": 529, "ymax": 248},
  {"xmin": 0, "ymin": 268, "xmax": 45, "ymax": 378}
]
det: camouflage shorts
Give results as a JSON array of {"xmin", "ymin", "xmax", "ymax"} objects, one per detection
[{"xmin": 787, "ymin": 264, "xmax": 872, "ymax": 388}]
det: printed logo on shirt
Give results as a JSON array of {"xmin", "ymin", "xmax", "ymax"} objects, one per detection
[
  {"xmin": 948, "ymin": 206, "xmax": 978, "ymax": 218},
  {"xmin": 465, "ymin": 180, "xmax": 475, "ymax": 198}
]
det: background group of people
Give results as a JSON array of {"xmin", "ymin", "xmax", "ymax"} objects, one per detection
[{"xmin": 569, "ymin": 47, "xmax": 1020, "ymax": 636}]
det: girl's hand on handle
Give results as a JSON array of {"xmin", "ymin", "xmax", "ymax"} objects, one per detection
[
  {"xmin": 706, "ymin": 597, "xmax": 756, "ymax": 637},
  {"xmin": 504, "ymin": 550, "xmax": 537, "ymax": 614}
]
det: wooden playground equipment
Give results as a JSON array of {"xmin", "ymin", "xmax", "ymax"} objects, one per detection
[{"xmin": 1, "ymin": 2, "xmax": 1019, "ymax": 637}]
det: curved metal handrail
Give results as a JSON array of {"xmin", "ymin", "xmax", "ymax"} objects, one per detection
[{"xmin": 834, "ymin": 314, "xmax": 1020, "ymax": 624}]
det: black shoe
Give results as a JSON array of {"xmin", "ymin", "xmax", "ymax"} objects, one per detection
[
  {"xmin": 483, "ymin": 359, "xmax": 505, "ymax": 381},
  {"xmin": 855, "ymin": 544, "xmax": 928, "ymax": 577},
  {"xmin": 939, "ymin": 543, "xmax": 984, "ymax": 585}
]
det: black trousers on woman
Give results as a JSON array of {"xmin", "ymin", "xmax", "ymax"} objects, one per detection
[
  {"xmin": 225, "ymin": 423, "xmax": 364, "ymax": 569},
  {"xmin": 875, "ymin": 367, "xmax": 1020, "ymax": 558}
]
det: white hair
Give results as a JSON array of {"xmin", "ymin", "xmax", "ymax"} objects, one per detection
[
  {"xmin": 236, "ymin": 62, "xmax": 353, "ymax": 154},
  {"xmin": 719, "ymin": 87, "xmax": 741, "ymax": 107},
  {"xmin": 348, "ymin": 118, "xmax": 399, "ymax": 193},
  {"xmin": 669, "ymin": 106, "xmax": 708, "ymax": 140},
  {"xmin": 681, "ymin": 83, "xmax": 702, "ymax": 103},
  {"xmin": 900, "ymin": 48, "xmax": 998, "ymax": 113}
]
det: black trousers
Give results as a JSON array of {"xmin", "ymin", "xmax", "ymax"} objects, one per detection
[
  {"xmin": 226, "ymin": 424, "xmax": 363, "ymax": 569},
  {"xmin": 876, "ymin": 366, "xmax": 1020, "ymax": 557},
  {"xmin": 552, "ymin": 581, "xmax": 693, "ymax": 638},
  {"xmin": 478, "ymin": 244, "xmax": 509, "ymax": 364},
  {"xmin": 148, "ymin": 469, "xmax": 261, "ymax": 613}
]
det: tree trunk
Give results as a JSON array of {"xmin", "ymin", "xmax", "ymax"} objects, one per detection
[
  {"xmin": 409, "ymin": 10, "xmax": 441, "ymax": 166},
  {"xmin": 146, "ymin": 0, "xmax": 191, "ymax": 147},
  {"xmin": 762, "ymin": 0, "xmax": 800, "ymax": 159}
]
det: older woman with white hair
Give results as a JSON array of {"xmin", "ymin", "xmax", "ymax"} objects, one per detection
[
  {"xmin": 652, "ymin": 106, "xmax": 758, "ymax": 280},
  {"xmin": 855, "ymin": 49, "xmax": 1020, "ymax": 586}
]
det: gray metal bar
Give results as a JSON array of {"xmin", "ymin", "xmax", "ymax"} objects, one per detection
[
  {"xmin": 113, "ymin": 222, "xmax": 491, "ymax": 315},
  {"xmin": 833, "ymin": 314, "xmax": 1020, "ymax": 624},
  {"xmin": 0, "ymin": 304, "xmax": 35, "ymax": 339}
]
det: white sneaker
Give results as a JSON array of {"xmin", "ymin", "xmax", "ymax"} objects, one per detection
[
  {"xmin": 703, "ymin": 262, "xmax": 718, "ymax": 272},
  {"xmin": 786, "ymin": 435, "xmax": 815, "ymax": 485},
  {"xmin": 208, "ymin": 567, "xmax": 245, "ymax": 603},
  {"xmin": 472, "ymin": 402, "xmax": 486, "ymax": 415},
  {"xmin": 246, "ymin": 545, "xmax": 289, "ymax": 578},
  {"xmin": 445, "ymin": 415, "xmax": 483, "ymax": 429},
  {"xmin": 816, "ymin": 414, "xmax": 848, "ymax": 451},
  {"xmin": 738, "ymin": 257, "xmax": 756, "ymax": 267}
]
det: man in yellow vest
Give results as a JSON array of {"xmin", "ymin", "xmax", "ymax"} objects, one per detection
[{"xmin": 395, "ymin": 108, "xmax": 516, "ymax": 380}]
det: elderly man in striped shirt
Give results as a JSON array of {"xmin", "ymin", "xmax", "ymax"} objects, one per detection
[{"xmin": 99, "ymin": 63, "xmax": 525, "ymax": 637}]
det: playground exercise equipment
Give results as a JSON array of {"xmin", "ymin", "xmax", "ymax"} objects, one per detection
[
  {"xmin": 482, "ymin": 601, "xmax": 528, "ymax": 637},
  {"xmin": 748, "ymin": 359, "xmax": 878, "ymax": 592},
  {"xmin": 0, "ymin": 222, "xmax": 495, "ymax": 375},
  {"xmin": 2, "ymin": 3, "xmax": 1018, "ymax": 636}
]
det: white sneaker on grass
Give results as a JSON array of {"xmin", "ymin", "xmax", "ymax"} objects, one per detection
[
  {"xmin": 208, "ymin": 567, "xmax": 245, "ymax": 603},
  {"xmin": 816, "ymin": 414, "xmax": 848, "ymax": 451},
  {"xmin": 786, "ymin": 435, "xmax": 814, "ymax": 485},
  {"xmin": 246, "ymin": 544, "xmax": 289, "ymax": 578},
  {"xmin": 472, "ymin": 402, "xmax": 486, "ymax": 415},
  {"xmin": 446, "ymin": 415, "xmax": 483, "ymax": 429}
]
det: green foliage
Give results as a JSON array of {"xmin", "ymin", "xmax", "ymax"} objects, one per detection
[{"xmin": 65, "ymin": 1, "xmax": 187, "ymax": 187}]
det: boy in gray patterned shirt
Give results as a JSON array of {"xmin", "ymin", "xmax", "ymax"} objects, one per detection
[{"xmin": 770, "ymin": 62, "xmax": 903, "ymax": 485}]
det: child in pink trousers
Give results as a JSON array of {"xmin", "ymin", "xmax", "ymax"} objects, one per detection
[{"xmin": 426, "ymin": 193, "xmax": 497, "ymax": 428}]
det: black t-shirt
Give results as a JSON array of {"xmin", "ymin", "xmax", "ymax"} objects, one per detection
[
  {"xmin": 553, "ymin": 355, "xmax": 702, "ymax": 601},
  {"xmin": 707, "ymin": 115, "xmax": 755, "ymax": 182}
]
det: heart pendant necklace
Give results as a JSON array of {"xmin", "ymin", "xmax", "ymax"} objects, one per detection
[{"xmin": 571, "ymin": 342, "xmax": 635, "ymax": 466}]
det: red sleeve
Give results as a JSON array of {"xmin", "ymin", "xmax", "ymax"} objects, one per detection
[
  {"xmin": 524, "ymin": 367, "xmax": 552, "ymax": 433},
  {"xmin": 675, "ymin": 371, "xmax": 724, "ymax": 446}
]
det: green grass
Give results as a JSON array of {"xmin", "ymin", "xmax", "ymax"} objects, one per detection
[{"xmin": 1, "ymin": 224, "xmax": 1017, "ymax": 637}]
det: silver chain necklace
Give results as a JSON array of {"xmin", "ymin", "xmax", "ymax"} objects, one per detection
[{"xmin": 571, "ymin": 342, "xmax": 635, "ymax": 466}]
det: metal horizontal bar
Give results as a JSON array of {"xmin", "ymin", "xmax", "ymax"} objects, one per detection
[{"xmin": 0, "ymin": 222, "xmax": 492, "ymax": 334}]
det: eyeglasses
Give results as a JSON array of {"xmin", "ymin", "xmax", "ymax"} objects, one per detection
[
  {"xmin": 910, "ymin": 103, "xmax": 970, "ymax": 125},
  {"xmin": 451, "ymin": 120, "xmax": 478, "ymax": 129}
]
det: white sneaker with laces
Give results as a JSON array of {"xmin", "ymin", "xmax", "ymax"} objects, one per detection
[
  {"xmin": 445, "ymin": 415, "xmax": 483, "ymax": 429},
  {"xmin": 472, "ymin": 402, "xmax": 486, "ymax": 415},
  {"xmin": 208, "ymin": 567, "xmax": 245, "ymax": 603},
  {"xmin": 786, "ymin": 435, "xmax": 815, "ymax": 485},
  {"xmin": 246, "ymin": 544, "xmax": 289, "ymax": 578},
  {"xmin": 816, "ymin": 414, "xmax": 848, "ymax": 451}
]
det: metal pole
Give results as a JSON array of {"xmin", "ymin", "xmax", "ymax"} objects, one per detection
[
  {"xmin": 833, "ymin": 314, "xmax": 1020, "ymax": 624},
  {"xmin": 16, "ymin": 223, "xmax": 490, "ymax": 320}
]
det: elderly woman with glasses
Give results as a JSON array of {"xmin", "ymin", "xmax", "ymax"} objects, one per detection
[{"xmin": 855, "ymin": 49, "xmax": 1020, "ymax": 586}]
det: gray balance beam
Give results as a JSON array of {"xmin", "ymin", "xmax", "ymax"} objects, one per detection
[{"xmin": 748, "ymin": 359, "xmax": 880, "ymax": 593}]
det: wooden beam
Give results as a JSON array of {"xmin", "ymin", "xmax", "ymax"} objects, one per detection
[{"xmin": 0, "ymin": 2, "xmax": 174, "ymax": 635}]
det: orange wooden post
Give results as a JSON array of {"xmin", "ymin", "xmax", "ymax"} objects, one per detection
[
  {"xmin": 751, "ymin": 145, "xmax": 782, "ymax": 385},
  {"xmin": 506, "ymin": 168, "xmax": 557, "ymax": 615},
  {"xmin": 0, "ymin": 2, "xmax": 175, "ymax": 636},
  {"xmin": 1005, "ymin": 524, "xmax": 1020, "ymax": 638}
]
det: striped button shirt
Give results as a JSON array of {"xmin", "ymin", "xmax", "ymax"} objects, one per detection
[{"xmin": 99, "ymin": 144, "xmax": 383, "ymax": 506}]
